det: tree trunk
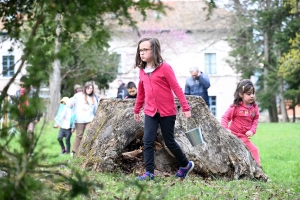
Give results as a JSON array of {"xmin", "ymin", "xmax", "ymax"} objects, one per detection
[
  {"xmin": 279, "ymin": 78, "xmax": 289, "ymax": 122},
  {"xmin": 268, "ymin": 96, "xmax": 279, "ymax": 122},
  {"xmin": 263, "ymin": 31, "xmax": 278, "ymax": 122},
  {"xmin": 77, "ymin": 96, "xmax": 268, "ymax": 181},
  {"xmin": 46, "ymin": 14, "xmax": 61, "ymax": 121},
  {"xmin": 292, "ymin": 106, "xmax": 296, "ymax": 122},
  {"xmin": 262, "ymin": 0, "xmax": 278, "ymax": 123}
]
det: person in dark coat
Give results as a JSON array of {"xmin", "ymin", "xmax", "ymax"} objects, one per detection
[
  {"xmin": 116, "ymin": 80, "xmax": 128, "ymax": 100},
  {"xmin": 184, "ymin": 66, "xmax": 210, "ymax": 106}
]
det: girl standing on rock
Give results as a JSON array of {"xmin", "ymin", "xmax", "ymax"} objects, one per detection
[{"xmin": 133, "ymin": 37, "xmax": 194, "ymax": 181}]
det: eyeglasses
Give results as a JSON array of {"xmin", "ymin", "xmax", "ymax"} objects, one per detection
[
  {"xmin": 139, "ymin": 48, "xmax": 152, "ymax": 54},
  {"xmin": 19, "ymin": 84, "xmax": 25, "ymax": 88}
]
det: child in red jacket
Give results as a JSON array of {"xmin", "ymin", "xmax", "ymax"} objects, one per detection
[
  {"xmin": 133, "ymin": 37, "xmax": 194, "ymax": 180},
  {"xmin": 221, "ymin": 79, "xmax": 260, "ymax": 165}
]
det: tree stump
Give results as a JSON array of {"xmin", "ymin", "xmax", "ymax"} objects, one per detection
[{"xmin": 78, "ymin": 96, "xmax": 268, "ymax": 181}]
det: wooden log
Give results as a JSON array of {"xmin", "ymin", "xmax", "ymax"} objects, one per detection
[{"xmin": 78, "ymin": 96, "xmax": 268, "ymax": 181}]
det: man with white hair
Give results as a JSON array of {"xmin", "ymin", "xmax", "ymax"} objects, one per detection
[{"xmin": 184, "ymin": 67, "xmax": 210, "ymax": 106}]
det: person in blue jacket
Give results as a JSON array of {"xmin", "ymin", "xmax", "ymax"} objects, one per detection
[
  {"xmin": 54, "ymin": 97, "xmax": 76, "ymax": 154},
  {"xmin": 184, "ymin": 66, "xmax": 210, "ymax": 106}
]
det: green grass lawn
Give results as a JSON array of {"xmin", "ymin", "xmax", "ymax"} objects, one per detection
[
  {"xmin": 252, "ymin": 123, "xmax": 300, "ymax": 192},
  {"xmin": 5, "ymin": 122, "xmax": 300, "ymax": 199}
]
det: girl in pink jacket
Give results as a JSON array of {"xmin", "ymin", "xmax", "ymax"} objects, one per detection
[
  {"xmin": 133, "ymin": 38, "xmax": 194, "ymax": 180},
  {"xmin": 221, "ymin": 79, "xmax": 260, "ymax": 165}
]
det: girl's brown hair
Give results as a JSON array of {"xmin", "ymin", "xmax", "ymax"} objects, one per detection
[
  {"xmin": 134, "ymin": 38, "xmax": 163, "ymax": 69},
  {"xmin": 233, "ymin": 79, "xmax": 256, "ymax": 106},
  {"xmin": 83, "ymin": 81, "xmax": 95, "ymax": 105}
]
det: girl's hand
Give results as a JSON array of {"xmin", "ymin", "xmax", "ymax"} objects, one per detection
[
  {"xmin": 183, "ymin": 111, "xmax": 191, "ymax": 118},
  {"xmin": 246, "ymin": 130, "xmax": 253, "ymax": 137},
  {"xmin": 134, "ymin": 114, "xmax": 140, "ymax": 122}
]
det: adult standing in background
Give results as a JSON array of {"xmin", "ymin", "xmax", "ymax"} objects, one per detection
[
  {"xmin": 117, "ymin": 80, "xmax": 128, "ymax": 100},
  {"xmin": 69, "ymin": 82, "xmax": 98, "ymax": 156},
  {"xmin": 15, "ymin": 75, "xmax": 41, "ymax": 153},
  {"xmin": 184, "ymin": 66, "xmax": 211, "ymax": 106}
]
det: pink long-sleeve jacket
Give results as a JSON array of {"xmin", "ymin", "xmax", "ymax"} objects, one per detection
[
  {"xmin": 134, "ymin": 62, "xmax": 190, "ymax": 117},
  {"xmin": 221, "ymin": 102, "xmax": 259, "ymax": 135}
]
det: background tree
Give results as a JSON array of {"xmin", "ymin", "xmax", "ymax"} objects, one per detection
[
  {"xmin": 0, "ymin": 0, "xmax": 165, "ymax": 199},
  {"xmin": 59, "ymin": 38, "xmax": 120, "ymax": 97},
  {"xmin": 226, "ymin": 0, "xmax": 300, "ymax": 122},
  {"xmin": 279, "ymin": 33, "xmax": 300, "ymax": 122},
  {"xmin": 0, "ymin": 0, "xmax": 165, "ymax": 120}
]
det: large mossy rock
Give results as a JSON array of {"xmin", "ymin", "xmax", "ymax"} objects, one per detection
[{"xmin": 77, "ymin": 96, "xmax": 268, "ymax": 181}]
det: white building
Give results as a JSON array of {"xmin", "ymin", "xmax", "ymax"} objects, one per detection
[
  {"xmin": 0, "ymin": 0, "xmax": 242, "ymax": 121},
  {"xmin": 0, "ymin": 34, "xmax": 50, "ymax": 98},
  {"xmin": 105, "ymin": 0, "xmax": 239, "ymax": 120},
  {"xmin": 0, "ymin": 35, "xmax": 26, "ymax": 96}
]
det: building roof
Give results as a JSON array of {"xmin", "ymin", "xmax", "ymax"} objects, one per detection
[
  {"xmin": 109, "ymin": 0, "xmax": 232, "ymax": 33},
  {"xmin": 139, "ymin": 0, "xmax": 231, "ymax": 31}
]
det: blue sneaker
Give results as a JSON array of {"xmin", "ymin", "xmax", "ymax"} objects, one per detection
[
  {"xmin": 136, "ymin": 172, "xmax": 155, "ymax": 181},
  {"xmin": 175, "ymin": 161, "xmax": 194, "ymax": 179}
]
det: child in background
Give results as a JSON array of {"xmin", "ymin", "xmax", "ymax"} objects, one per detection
[
  {"xmin": 125, "ymin": 81, "xmax": 137, "ymax": 99},
  {"xmin": 70, "ymin": 82, "xmax": 98, "ymax": 157},
  {"xmin": 133, "ymin": 37, "xmax": 194, "ymax": 181},
  {"xmin": 74, "ymin": 84, "xmax": 82, "ymax": 94},
  {"xmin": 54, "ymin": 97, "xmax": 76, "ymax": 154},
  {"xmin": 221, "ymin": 79, "xmax": 260, "ymax": 165}
]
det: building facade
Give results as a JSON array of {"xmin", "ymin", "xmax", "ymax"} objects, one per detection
[
  {"xmin": 105, "ymin": 0, "xmax": 239, "ymax": 121},
  {"xmin": 0, "ymin": 35, "xmax": 26, "ymax": 96}
]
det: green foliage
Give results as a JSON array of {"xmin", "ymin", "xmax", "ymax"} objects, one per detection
[
  {"xmin": 59, "ymin": 37, "xmax": 119, "ymax": 97},
  {"xmin": 0, "ymin": 0, "xmax": 165, "ymax": 93},
  {"xmin": 279, "ymin": 33, "xmax": 300, "ymax": 78},
  {"xmin": 226, "ymin": 0, "xmax": 300, "ymax": 121},
  {"xmin": 278, "ymin": 13, "xmax": 300, "ymax": 115},
  {"xmin": 227, "ymin": 21, "xmax": 260, "ymax": 79},
  {"xmin": 0, "ymin": 0, "xmax": 166, "ymax": 199}
]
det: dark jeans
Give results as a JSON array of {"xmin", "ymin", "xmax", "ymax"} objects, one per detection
[
  {"xmin": 57, "ymin": 128, "xmax": 72, "ymax": 153},
  {"xmin": 143, "ymin": 113, "xmax": 189, "ymax": 174}
]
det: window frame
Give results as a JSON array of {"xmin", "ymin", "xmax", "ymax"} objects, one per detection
[
  {"xmin": 2, "ymin": 55, "xmax": 15, "ymax": 77},
  {"xmin": 209, "ymin": 96, "xmax": 217, "ymax": 116},
  {"xmin": 116, "ymin": 54, "xmax": 122, "ymax": 74},
  {"xmin": 204, "ymin": 53, "xmax": 216, "ymax": 75}
]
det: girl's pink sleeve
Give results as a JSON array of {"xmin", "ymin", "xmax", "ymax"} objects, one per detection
[
  {"xmin": 164, "ymin": 64, "xmax": 190, "ymax": 112},
  {"xmin": 221, "ymin": 105, "xmax": 234, "ymax": 131},
  {"xmin": 133, "ymin": 71, "xmax": 145, "ymax": 114},
  {"xmin": 250, "ymin": 105, "xmax": 260, "ymax": 134}
]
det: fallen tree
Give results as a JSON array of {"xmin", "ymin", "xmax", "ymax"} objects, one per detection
[{"xmin": 77, "ymin": 96, "xmax": 268, "ymax": 181}]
